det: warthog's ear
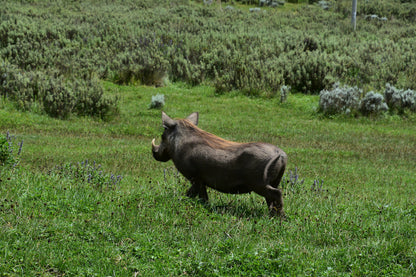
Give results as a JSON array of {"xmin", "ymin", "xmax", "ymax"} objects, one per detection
[
  {"xmin": 186, "ymin": 112, "xmax": 199, "ymax": 126},
  {"xmin": 162, "ymin": 111, "xmax": 176, "ymax": 129}
]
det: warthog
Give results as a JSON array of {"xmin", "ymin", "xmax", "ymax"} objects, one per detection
[{"xmin": 151, "ymin": 112, "xmax": 287, "ymax": 216}]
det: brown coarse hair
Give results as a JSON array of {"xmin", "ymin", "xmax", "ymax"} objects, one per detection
[{"xmin": 179, "ymin": 119, "xmax": 240, "ymax": 150}]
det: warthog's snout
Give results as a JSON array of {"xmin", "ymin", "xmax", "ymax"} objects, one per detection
[
  {"xmin": 151, "ymin": 138, "xmax": 170, "ymax": 162},
  {"xmin": 151, "ymin": 138, "xmax": 157, "ymax": 151}
]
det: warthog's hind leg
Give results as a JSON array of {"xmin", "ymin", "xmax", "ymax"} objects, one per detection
[
  {"xmin": 186, "ymin": 182, "xmax": 208, "ymax": 202},
  {"xmin": 255, "ymin": 185, "xmax": 285, "ymax": 217}
]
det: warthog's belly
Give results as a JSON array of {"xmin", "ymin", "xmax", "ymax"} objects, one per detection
[{"xmin": 209, "ymin": 183, "xmax": 253, "ymax": 194}]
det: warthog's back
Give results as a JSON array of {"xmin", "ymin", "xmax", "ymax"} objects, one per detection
[{"xmin": 173, "ymin": 140, "xmax": 285, "ymax": 194}]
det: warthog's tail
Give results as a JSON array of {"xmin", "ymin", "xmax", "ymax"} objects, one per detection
[{"xmin": 263, "ymin": 153, "xmax": 286, "ymax": 188}]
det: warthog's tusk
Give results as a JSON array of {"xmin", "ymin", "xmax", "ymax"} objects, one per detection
[{"xmin": 151, "ymin": 138, "xmax": 157, "ymax": 150}]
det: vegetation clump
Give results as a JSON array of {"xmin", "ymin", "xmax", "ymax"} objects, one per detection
[
  {"xmin": 1, "ymin": 0, "xmax": 416, "ymax": 118},
  {"xmin": 0, "ymin": 59, "xmax": 118, "ymax": 119},
  {"xmin": 359, "ymin": 91, "xmax": 388, "ymax": 116},
  {"xmin": 319, "ymin": 83, "xmax": 416, "ymax": 117},
  {"xmin": 318, "ymin": 83, "xmax": 361, "ymax": 115},
  {"xmin": 149, "ymin": 94, "xmax": 165, "ymax": 109},
  {"xmin": 384, "ymin": 83, "xmax": 416, "ymax": 113}
]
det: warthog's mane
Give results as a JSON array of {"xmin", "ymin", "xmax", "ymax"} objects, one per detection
[{"xmin": 179, "ymin": 119, "xmax": 240, "ymax": 150}]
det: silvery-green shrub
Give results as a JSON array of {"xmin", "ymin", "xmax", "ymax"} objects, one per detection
[
  {"xmin": 401, "ymin": 89, "xmax": 416, "ymax": 112},
  {"xmin": 384, "ymin": 83, "xmax": 416, "ymax": 113},
  {"xmin": 359, "ymin": 91, "xmax": 388, "ymax": 116},
  {"xmin": 384, "ymin": 83, "xmax": 399, "ymax": 108},
  {"xmin": 149, "ymin": 94, "xmax": 165, "ymax": 109},
  {"xmin": 319, "ymin": 83, "xmax": 361, "ymax": 115}
]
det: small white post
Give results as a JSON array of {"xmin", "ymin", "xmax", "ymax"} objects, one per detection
[{"xmin": 352, "ymin": 0, "xmax": 358, "ymax": 31}]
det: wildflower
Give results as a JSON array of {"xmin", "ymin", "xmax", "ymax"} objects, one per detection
[{"xmin": 17, "ymin": 141, "xmax": 23, "ymax": 156}]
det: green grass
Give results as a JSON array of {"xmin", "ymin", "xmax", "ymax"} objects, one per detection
[{"xmin": 1, "ymin": 82, "xmax": 415, "ymax": 276}]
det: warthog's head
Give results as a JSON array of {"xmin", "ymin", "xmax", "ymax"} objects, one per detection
[{"xmin": 151, "ymin": 111, "xmax": 199, "ymax": 162}]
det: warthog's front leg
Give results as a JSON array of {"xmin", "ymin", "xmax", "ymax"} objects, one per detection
[{"xmin": 186, "ymin": 182, "xmax": 208, "ymax": 201}]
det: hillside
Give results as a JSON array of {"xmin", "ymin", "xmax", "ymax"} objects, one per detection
[
  {"xmin": 1, "ymin": 0, "xmax": 416, "ymax": 276},
  {"xmin": 1, "ymin": 0, "xmax": 416, "ymax": 118}
]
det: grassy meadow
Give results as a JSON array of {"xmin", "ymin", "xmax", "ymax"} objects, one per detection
[
  {"xmin": 1, "ymin": 0, "xmax": 416, "ymax": 276},
  {"xmin": 1, "ymin": 82, "xmax": 416, "ymax": 276}
]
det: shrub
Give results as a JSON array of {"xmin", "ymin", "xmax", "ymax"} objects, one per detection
[
  {"xmin": 384, "ymin": 83, "xmax": 416, "ymax": 113},
  {"xmin": 1, "ymin": 0, "xmax": 416, "ymax": 103},
  {"xmin": 319, "ymin": 83, "xmax": 416, "ymax": 117},
  {"xmin": 0, "ymin": 58, "xmax": 118, "ymax": 119},
  {"xmin": 149, "ymin": 94, "xmax": 165, "ymax": 109},
  {"xmin": 283, "ymin": 51, "xmax": 336, "ymax": 94},
  {"xmin": 0, "ymin": 59, "xmax": 38, "ymax": 111},
  {"xmin": 73, "ymin": 77, "xmax": 119, "ymax": 119},
  {"xmin": 40, "ymin": 75, "xmax": 76, "ymax": 119},
  {"xmin": 39, "ymin": 74, "xmax": 118, "ymax": 120},
  {"xmin": 361, "ymin": 0, "xmax": 416, "ymax": 22},
  {"xmin": 112, "ymin": 47, "xmax": 170, "ymax": 86},
  {"xmin": 359, "ymin": 91, "xmax": 388, "ymax": 116},
  {"xmin": 319, "ymin": 83, "xmax": 361, "ymax": 115}
]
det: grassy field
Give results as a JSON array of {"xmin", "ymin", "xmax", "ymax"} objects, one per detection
[
  {"xmin": 1, "ymin": 82, "xmax": 415, "ymax": 276},
  {"xmin": 1, "ymin": 0, "xmax": 416, "ymax": 275}
]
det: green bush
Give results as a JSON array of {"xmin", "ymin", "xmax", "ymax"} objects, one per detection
[
  {"xmin": 73, "ymin": 77, "xmax": 119, "ymax": 119},
  {"xmin": 1, "ymin": 0, "xmax": 416, "ymax": 105},
  {"xmin": 40, "ymin": 75, "xmax": 76, "ymax": 119},
  {"xmin": 0, "ymin": 60, "xmax": 118, "ymax": 119},
  {"xmin": 112, "ymin": 42, "xmax": 170, "ymax": 86},
  {"xmin": 284, "ymin": 51, "xmax": 335, "ymax": 94},
  {"xmin": 361, "ymin": 0, "xmax": 416, "ymax": 22},
  {"xmin": 0, "ymin": 59, "xmax": 37, "ymax": 110}
]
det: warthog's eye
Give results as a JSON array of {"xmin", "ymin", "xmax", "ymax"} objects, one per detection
[
  {"xmin": 163, "ymin": 124, "xmax": 175, "ymax": 130},
  {"xmin": 162, "ymin": 120, "xmax": 177, "ymax": 130}
]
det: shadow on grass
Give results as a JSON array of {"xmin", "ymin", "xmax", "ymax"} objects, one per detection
[{"xmin": 201, "ymin": 199, "xmax": 269, "ymax": 219}]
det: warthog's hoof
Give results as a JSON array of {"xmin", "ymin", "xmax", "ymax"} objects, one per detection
[
  {"xmin": 270, "ymin": 206, "xmax": 286, "ymax": 219},
  {"xmin": 186, "ymin": 188, "xmax": 198, "ymax": 198}
]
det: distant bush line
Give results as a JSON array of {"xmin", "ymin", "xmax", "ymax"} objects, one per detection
[
  {"xmin": 0, "ymin": 0, "xmax": 415, "ymax": 118},
  {"xmin": 318, "ymin": 83, "xmax": 416, "ymax": 117}
]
